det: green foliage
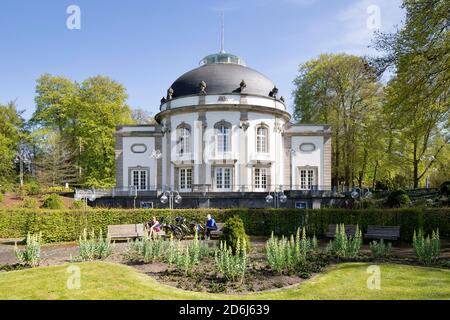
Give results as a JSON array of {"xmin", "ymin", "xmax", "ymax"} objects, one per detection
[
  {"xmin": 440, "ymin": 182, "xmax": 450, "ymax": 196},
  {"xmin": 21, "ymin": 181, "xmax": 42, "ymax": 196},
  {"xmin": 77, "ymin": 229, "xmax": 113, "ymax": 261},
  {"xmin": 386, "ymin": 189, "xmax": 411, "ymax": 208},
  {"xmin": 31, "ymin": 74, "xmax": 134, "ymax": 188},
  {"xmin": 214, "ymin": 238, "xmax": 247, "ymax": 282},
  {"xmin": 20, "ymin": 197, "xmax": 39, "ymax": 209},
  {"xmin": 326, "ymin": 224, "xmax": 362, "ymax": 259},
  {"xmin": 71, "ymin": 199, "xmax": 85, "ymax": 209},
  {"xmin": 46, "ymin": 186, "xmax": 74, "ymax": 193},
  {"xmin": 369, "ymin": 239, "xmax": 392, "ymax": 259},
  {"xmin": 42, "ymin": 193, "xmax": 65, "ymax": 209},
  {"xmin": 0, "ymin": 208, "xmax": 449, "ymax": 244},
  {"xmin": 127, "ymin": 236, "xmax": 165, "ymax": 264},
  {"xmin": 0, "ymin": 102, "xmax": 25, "ymax": 188},
  {"xmin": 220, "ymin": 216, "xmax": 250, "ymax": 253},
  {"xmin": 413, "ymin": 229, "xmax": 440, "ymax": 264},
  {"xmin": 14, "ymin": 232, "xmax": 42, "ymax": 267},
  {"xmin": 0, "ymin": 193, "xmax": 4, "ymax": 203},
  {"xmin": 266, "ymin": 228, "xmax": 317, "ymax": 274}
]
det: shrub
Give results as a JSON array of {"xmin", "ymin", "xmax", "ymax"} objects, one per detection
[
  {"xmin": 326, "ymin": 224, "xmax": 362, "ymax": 259},
  {"xmin": 71, "ymin": 199, "xmax": 85, "ymax": 209},
  {"xmin": 413, "ymin": 229, "xmax": 440, "ymax": 264},
  {"xmin": 14, "ymin": 232, "xmax": 42, "ymax": 267},
  {"xmin": 214, "ymin": 238, "xmax": 247, "ymax": 282},
  {"xmin": 78, "ymin": 229, "xmax": 113, "ymax": 261},
  {"xmin": 440, "ymin": 181, "xmax": 450, "ymax": 196},
  {"xmin": 385, "ymin": 189, "xmax": 411, "ymax": 208},
  {"xmin": 42, "ymin": 194, "xmax": 65, "ymax": 209},
  {"xmin": 20, "ymin": 197, "xmax": 39, "ymax": 209},
  {"xmin": 46, "ymin": 186, "xmax": 74, "ymax": 193},
  {"xmin": 0, "ymin": 193, "xmax": 3, "ymax": 203},
  {"xmin": 220, "ymin": 216, "xmax": 250, "ymax": 253},
  {"xmin": 266, "ymin": 228, "xmax": 317, "ymax": 274},
  {"xmin": 18, "ymin": 181, "xmax": 42, "ymax": 197},
  {"xmin": 0, "ymin": 207, "xmax": 449, "ymax": 243},
  {"xmin": 369, "ymin": 239, "xmax": 392, "ymax": 259}
]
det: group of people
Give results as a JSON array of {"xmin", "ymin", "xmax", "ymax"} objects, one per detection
[{"xmin": 145, "ymin": 214, "xmax": 218, "ymax": 239}]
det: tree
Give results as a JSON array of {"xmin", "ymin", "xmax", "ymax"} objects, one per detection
[
  {"xmin": 372, "ymin": 0, "xmax": 449, "ymax": 188},
  {"xmin": 293, "ymin": 54, "xmax": 384, "ymax": 188},
  {"xmin": 31, "ymin": 75, "xmax": 133, "ymax": 188},
  {"xmin": 0, "ymin": 102, "xmax": 26, "ymax": 189},
  {"xmin": 131, "ymin": 108, "xmax": 156, "ymax": 124}
]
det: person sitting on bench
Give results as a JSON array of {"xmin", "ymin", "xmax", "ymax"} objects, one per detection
[
  {"xmin": 205, "ymin": 214, "xmax": 217, "ymax": 240},
  {"xmin": 145, "ymin": 216, "xmax": 161, "ymax": 239}
]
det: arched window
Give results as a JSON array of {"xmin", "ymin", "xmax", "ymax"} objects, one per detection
[
  {"xmin": 256, "ymin": 125, "xmax": 268, "ymax": 153},
  {"xmin": 177, "ymin": 124, "xmax": 191, "ymax": 155},
  {"xmin": 214, "ymin": 121, "xmax": 231, "ymax": 153}
]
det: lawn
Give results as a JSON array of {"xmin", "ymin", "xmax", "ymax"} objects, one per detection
[{"xmin": 1, "ymin": 262, "xmax": 449, "ymax": 300}]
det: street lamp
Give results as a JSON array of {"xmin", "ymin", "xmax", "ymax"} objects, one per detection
[
  {"xmin": 350, "ymin": 187, "xmax": 372, "ymax": 209},
  {"xmin": 160, "ymin": 190, "xmax": 182, "ymax": 209},
  {"xmin": 266, "ymin": 186, "xmax": 287, "ymax": 208}
]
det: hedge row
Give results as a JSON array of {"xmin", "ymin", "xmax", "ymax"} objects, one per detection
[{"xmin": 0, "ymin": 208, "xmax": 448, "ymax": 243}]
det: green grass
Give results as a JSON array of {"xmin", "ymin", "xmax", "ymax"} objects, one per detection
[{"xmin": 0, "ymin": 262, "xmax": 449, "ymax": 300}]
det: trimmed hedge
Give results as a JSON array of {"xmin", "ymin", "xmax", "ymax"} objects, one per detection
[{"xmin": 0, "ymin": 208, "xmax": 449, "ymax": 243}]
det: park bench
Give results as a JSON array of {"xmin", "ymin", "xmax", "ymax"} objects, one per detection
[
  {"xmin": 364, "ymin": 225, "xmax": 400, "ymax": 241},
  {"xmin": 325, "ymin": 224, "xmax": 357, "ymax": 238},
  {"xmin": 108, "ymin": 223, "xmax": 167, "ymax": 240},
  {"xmin": 210, "ymin": 223, "xmax": 224, "ymax": 239}
]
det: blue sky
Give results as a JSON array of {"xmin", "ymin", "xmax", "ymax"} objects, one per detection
[{"xmin": 0, "ymin": 0, "xmax": 404, "ymax": 119}]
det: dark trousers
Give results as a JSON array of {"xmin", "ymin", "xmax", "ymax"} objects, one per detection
[{"xmin": 206, "ymin": 226, "xmax": 218, "ymax": 238}]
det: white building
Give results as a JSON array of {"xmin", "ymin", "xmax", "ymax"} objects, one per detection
[{"xmin": 113, "ymin": 51, "xmax": 332, "ymax": 208}]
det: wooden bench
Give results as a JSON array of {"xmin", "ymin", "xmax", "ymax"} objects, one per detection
[
  {"xmin": 364, "ymin": 225, "xmax": 400, "ymax": 241},
  {"xmin": 107, "ymin": 224, "xmax": 144, "ymax": 241},
  {"xmin": 210, "ymin": 223, "xmax": 224, "ymax": 239},
  {"xmin": 325, "ymin": 224, "xmax": 357, "ymax": 238},
  {"xmin": 108, "ymin": 223, "xmax": 167, "ymax": 240}
]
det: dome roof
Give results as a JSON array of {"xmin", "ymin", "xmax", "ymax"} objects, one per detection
[{"xmin": 169, "ymin": 53, "xmax": 277, "ymax": 99}]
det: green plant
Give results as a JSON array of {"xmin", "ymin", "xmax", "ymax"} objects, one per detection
[
  {"xmin": 14, "ymin": 232, "xmax": 42, "ymax": 267},
  {"xmin": 385, "ymin": 189, "xmax": 411, "ymax": 208},
  {"xmin": 220, "ymin": 216, "xmax": 250, "ymax": 253},
  {"xmin": 71, "ymin": 199, "xmax": 85, "ymax": 209},
  {"xmin": 78, "ymin": 229, "xmax": 113, "ymax": 261},
  {"xmin": 215, "ymin": 238, "xmax": 247, "ymax": 282},
  {"xmin": 413, "ymin": 229, "xmax": 440, "ymax": 264},
  {"xmin": 369, "ymin": 239, "xmax": 392, "ymax": 259},
  {"xmin": 42, "ymin": 193, "xmax": 65, "ymax": 209},
  {"xmin": 20, "ymin": 197, "xmax": 39, "ymax": 209},
  {"xmin": 46, "ymin": 186, "xmax": 74, "ymax": 193},
  {"xmin": 21, "ymin": 181, "xmax": 42, "ymax": 196},
  {"xmin": 0, "ymin": 207, "xmax": 449, "ymax": 244},
  {"xmin": 440, "ymin": 181, "xmax": 450, "ymax": 196},
  {"xmin": 127, "ymin": 232, "xmax": 165, "ymax": 264},
  {"xmin": 326, "ymin": 224, "xmax": 362, "ymax": 259},
  {"xmin": 266, "ymin": 227, "xmax": 316, "ymax": 274},
  {"xmin": 174, "ymin": 242, "xmax": 195, "ymax": 276},
  {"xmin": 0, "ymin": 193, "xmax": 4, "ymax": 203}
]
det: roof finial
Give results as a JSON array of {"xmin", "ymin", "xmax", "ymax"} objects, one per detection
[{"xmin": 220, "ymin": 12, "xmax": 225, "ymax": 53}]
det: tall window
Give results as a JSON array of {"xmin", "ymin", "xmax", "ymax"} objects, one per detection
[
  {"xmin": 216, "ymin": 125, "xmax": 231, "ymax": 153},
  {"xmin": 215, "ymin": 167, "xmax": 232, "ymax": 191},
  {"xmin": 254, "ymin": 168, "xmax": 267, "ymax": 191},
  {"xmin": 299, "ymin": 168, "xmax": 315, "ymax": 190},
  {"xmin": 256, "ymin": 125, "xmax": 268, "ymax": 153},
  {"xmin": 177, "ymin": 127, "xmax": 191, "ymax": 155},
  {"xmin": 131, "ymin": 170, "xmax": 147, "ymax": 191},
  {"xmin": 179, "ymin": 168, "xmax": 192, "ymax": 191}
]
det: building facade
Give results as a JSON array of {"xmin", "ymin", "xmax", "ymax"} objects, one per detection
[{"xmin": 111, "ymin": 52, "xmax": 332, "ymax": 209}]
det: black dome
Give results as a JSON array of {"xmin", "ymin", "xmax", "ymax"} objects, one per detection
[{"xmin": 170, "ymin": 63, "xmax": 276, "ymax": 99}]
